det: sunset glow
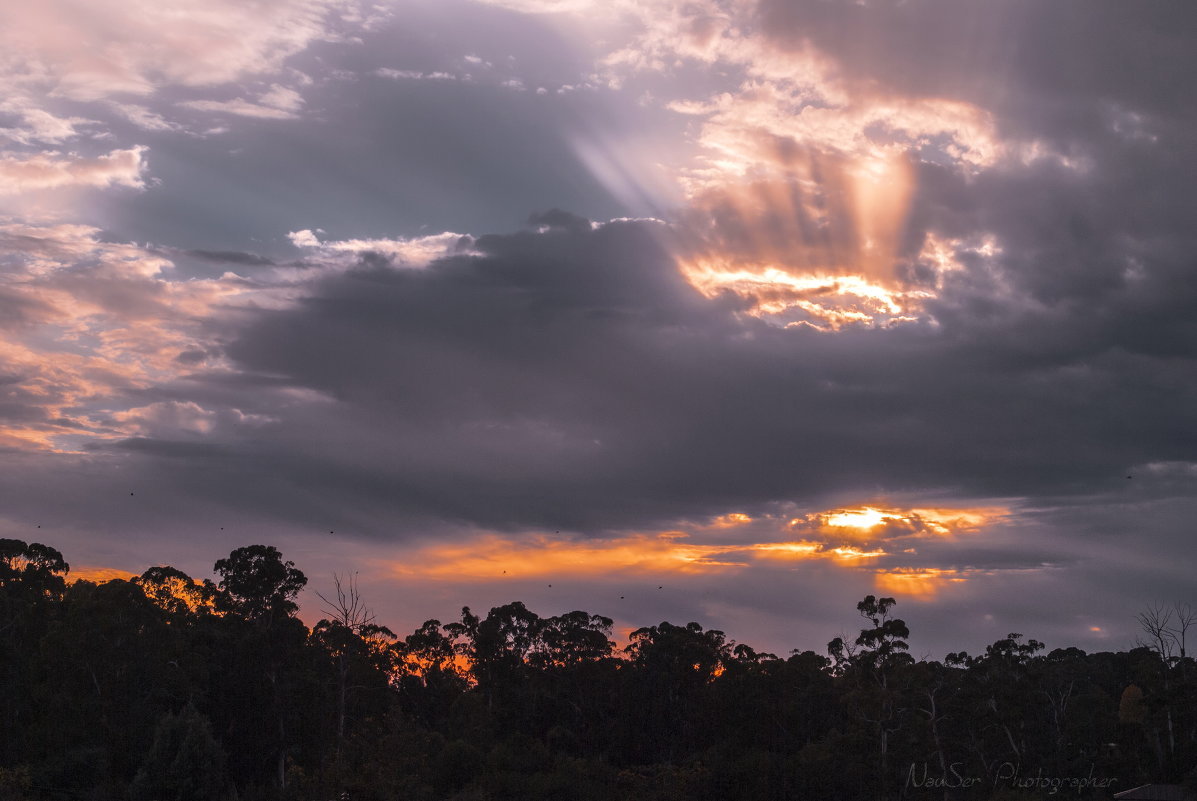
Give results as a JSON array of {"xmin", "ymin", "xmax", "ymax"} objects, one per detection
[
  {"xmin": 384, "ymin": 533, "xmax": 750, "ymax": 579},
  {"xmin": 677, "ymin": 256, "xmax": 927, "ymax": 329},
  {"xmin": 0, "ymin": 0, "xmax": 1189, "ymax": 672},
  {"xmin": 70, "ymin": 566, "xmax": 137, "ymax": 583},
  {"xmin": 378, "ymin": 502, "xmax": 1007, "ymax": 587},
  {"xmin": 874, "ymin": 568, "xmax": 969, "ymax": 600},
  {"xmin": 823, "ymin": 508, "xmax": 887, "ymax": 530}
]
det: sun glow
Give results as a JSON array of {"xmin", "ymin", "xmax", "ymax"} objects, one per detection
[
  {"xmin": 711, "ymin": 512, "xmax": 753, "ymax": 528},
  {"xmin": 527, "ymin": 0, "xmax": 1007, "ymax": 332},
  {"xmin": 830, "ymin": 546, "xmax": 886, "ymax": 560},
  {"xmin": 748, "ymin": 541, "xmax": 824, "ymax": 559},
  {"xmin": 804, "ymin": 504, "xmax": 1008, "ymax": 539},
  {"xmin": 823, "ymin": 507, "xmax": 887, "ymax": 530},
  {"xmin": 678, "ymin": 255, "xmax": 929, "ymax": 330},
  {"xmin": 383, "ymin": 531, "xmax": 888, "ymax": 582},
  {"xmin": 875, "ymin": 568, "xmax": 968, "ymax": 600},
  {"xmin": 378, "ymin": 502, "xmax": 1008, "ymax": 599},
  {"xmin": 385, "ymin": 532, "xmax": 752, "ymax": 579}
]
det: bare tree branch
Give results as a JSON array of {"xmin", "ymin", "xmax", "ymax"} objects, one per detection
[
  {"xmin": 315, "ymin": 572, "xmax": 376, "ymax": 632},
  {"xmin": 1137, "ymin": 602, "xmax": 1176, "ymax": 664},
  {"xmin": 1169, "ymin": 601, "xmax": 1195, "ymax": 660}
]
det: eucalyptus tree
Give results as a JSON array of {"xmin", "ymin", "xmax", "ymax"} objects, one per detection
[
  {"xmin": 210, "ymin": 545, "xmax": 312, "ymax": 792},
  {"xmin": 827, "ymin": 595, "xmax": 914, "ymax": 801}
]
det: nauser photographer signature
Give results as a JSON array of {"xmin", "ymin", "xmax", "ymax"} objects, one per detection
[{"xmin": 906, "ymin": 762, "xmax": 1118, "ymax": 794}]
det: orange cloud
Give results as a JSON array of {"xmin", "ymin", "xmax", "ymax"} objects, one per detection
[
  {"xmin": 822, "ymin": 508, "xmax": 887, "ymax": 530},
  {"xmin": 381, "ymin": 502, "xmax": 1006, "ymax": 583},
  {"xmin": 386, "ymin": 532, "xmax": 755, "ymax": 579},
  {"xmin": 874, "ymin": 567, "xmax": 969, "ymax": 600},
  {"xmin": 710, "ymin": 512, "xmax": 753, "ymax": 528},
  {"xmin": 496, "ymin": 0, "xmax": 1013, "ymax": 331},
  {"xmin": 747, "ymin": 541, "xmax": 822, "ymax": 560},
  {"xmin": 795, "ymin": 504, "xmax": 1008, "ymax": 542}
]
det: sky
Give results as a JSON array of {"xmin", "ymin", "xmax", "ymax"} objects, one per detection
[{"xmin": 1, "ymin": 0, "xmax": 1195, "ymax": 660}]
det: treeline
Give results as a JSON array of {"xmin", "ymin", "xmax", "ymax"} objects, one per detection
[{"xmin": 2, "ymin": 539, "xmax": 1196, "ymax": 801}]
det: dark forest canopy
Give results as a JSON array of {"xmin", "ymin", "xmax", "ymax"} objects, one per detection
[{"xmin": 2, "ymin": 539, "xmax": 1195, "ymax": 801}]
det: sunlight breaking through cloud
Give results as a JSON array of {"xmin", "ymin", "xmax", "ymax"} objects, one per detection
[
  {"xmin": 378, "ymin": 502, "xmax": 1010, "ymax": 596},
  {"xmin": 486, "ymin": 0, "xmax": 1016, "ymax": 330}
]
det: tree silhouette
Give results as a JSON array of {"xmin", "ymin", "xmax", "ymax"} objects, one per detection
[
  {"xmin": 2, "ymin": 538, "xmax": 1188, "ymax": 801},
  {"xmin": 130, "ymin": 703, "xmax": 228, "ymax": 801},
  {"xmin": 213, "ymin": 545, "xmax": 306, "ymax": 622},
  {"xmin": 828, "ymin": 596, "xmax": 913, "ymax": 801},
  {"xmin": 211, "ymin": 545, "xmax": 311, "ymax": 791}
]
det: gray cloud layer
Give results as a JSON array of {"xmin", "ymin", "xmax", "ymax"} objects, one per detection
[{"xmin": 87, "ymin": 200, "xmax": 1192, "ymax": 537}]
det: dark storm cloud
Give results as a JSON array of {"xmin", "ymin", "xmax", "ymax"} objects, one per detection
[
  {"xmin": 755, "ymin": 0, "xmax": 1197, "ymax": 320},
  {"xmin": 91, "ymin": 201, "xmax": 1179, "ymax": 536},
  {"xmin": 183, "ymin": 250, "xmax": 276, "ymax": 266},
  {"xmin": 756, "ymin": 0, "xmax": 1197, "ymax": 120}
]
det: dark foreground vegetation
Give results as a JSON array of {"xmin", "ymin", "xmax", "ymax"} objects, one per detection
[{"xmin": 2, "ymin": 539, "xmax": 1195, "ymax": 801}]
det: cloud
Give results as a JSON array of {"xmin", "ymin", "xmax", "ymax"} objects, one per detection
[
  {"xmin": 111, "ymin": 400, "xmax": 276, "ymax": 439},
  {"xmin": 0, "ymin": 108, "xmax": 97, "ymax": 145},
  {"xmin": 0, "ymin": 203, "xmax": 1193, "ymax": 653},
  {"xmin": 383, "ymin": 502, "xmax": 1005, "ymax": 581},
  {"xmin": 189, "ymin": 214, "xmax": 1192, "ymax": 539},
  {"xmin": 178, "ymin": 98, "xmax": 299, "ymax": 121},
  {"xmin": 0, "ymin": 147, "xmax": 147, "ymax": 194},
  {"xmin": 458, "ymin": 0, "xmax": 1192, "ymax": 340},
  {"xmin": 375, "ymin": 68, "xmax": 459, "ymax": 82},
  {"xmin": 0, "ymin": 222, "xmax": 257, "ymax": 450},
  {"xmin": 0, "ymin": 0, "xmax": 357, "ymax": 102},
  {"xmin": 464, "ymin": 0, "xmax": 1013, "ymax": 327},
  {"xmin": 469, "ymin": 0, "xmax": 597, "ymax": 13},
  {"xmin": 178, "ymin": 82, "xmax": 308, "ymax": 120},
  {"xmin": 106, "ymin": 103, "xmax": 180, "ymax": 132},
  {"xmin": 288, "ymin": 228, "xmax": 478, "ymax": 268},
  {"xmin": 0, "ymin": 0, "xmax": 380, "ymax": 202}
]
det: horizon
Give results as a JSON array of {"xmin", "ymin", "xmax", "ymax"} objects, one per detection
[{"xmin": 63, "ymin": 537, "xmax": 1151, "ymax": 662}]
